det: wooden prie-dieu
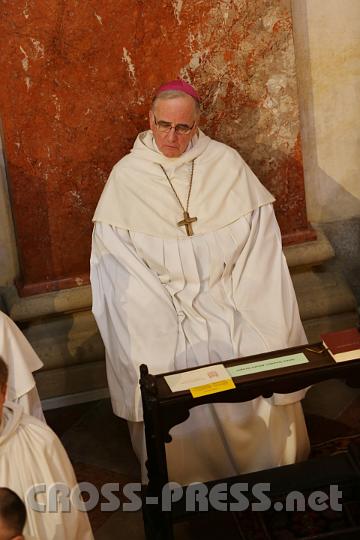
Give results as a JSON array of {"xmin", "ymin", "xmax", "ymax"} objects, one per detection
[{"xmin": 140, "ymin": 344, "xmax": 360, "ymax": 539}]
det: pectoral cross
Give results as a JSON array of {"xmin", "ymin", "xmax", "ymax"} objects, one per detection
[{"xmin": 177, "ymin": 211, "xmax": 197, "ymax": 236}]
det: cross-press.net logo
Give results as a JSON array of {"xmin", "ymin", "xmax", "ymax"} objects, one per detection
[{"xmin": 26, "ymin": 481, "xmax": 343, "ymax": 513}]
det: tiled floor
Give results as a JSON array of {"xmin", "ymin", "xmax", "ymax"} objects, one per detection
[{"xmin": 44, "ymin": 380, "xmax": 360, "ymax": 539}]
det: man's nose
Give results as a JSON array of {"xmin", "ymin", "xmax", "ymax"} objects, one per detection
[{"xmin": 167, "ymin": 127, "xmax": 177, "ymax": 142}]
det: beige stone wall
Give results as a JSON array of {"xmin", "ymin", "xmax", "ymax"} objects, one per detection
[{"xmin": 292, "ymin": 0, "xmax": 360, "ymax": 222}]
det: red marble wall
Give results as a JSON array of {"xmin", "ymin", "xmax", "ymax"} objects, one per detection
[{"xmin": 0, "ymin": 0, "xmax": 314, "ymax": 296}]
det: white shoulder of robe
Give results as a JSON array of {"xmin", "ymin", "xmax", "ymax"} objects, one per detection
[
  {"xmin": 0, "ymin": 311, "xmax": 43, "ymax": 400},
  {"xmin": 0, "ymin": 402, "xmax": 94, "ymax": 540}
]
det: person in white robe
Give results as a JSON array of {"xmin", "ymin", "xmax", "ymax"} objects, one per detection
[
  {"xmin": 0, "ymin": 311, "xmax": 44, "ymax": 421},
  {"xmin": 0, "ymin": 358, "xmax": 94, "ymax": 540},
  {"xmin": 90, "ymin": 80, "xmax": 310, "ymax": 485}
]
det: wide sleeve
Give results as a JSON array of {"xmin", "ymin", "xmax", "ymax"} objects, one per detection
[
  {"xmin": 0, "ymin": 411, "xmax": 94, "ymax": 540},
  {"xmin": 230, "ymin": 204, "xmax": 308, "ymax": 404},
  {"xmin": 0, "ymin": 311, "xmax": 43, "ymax": 401},
  {"xmin": 90, "ymin": 222, "xmax": 179, "ymax": 421}
]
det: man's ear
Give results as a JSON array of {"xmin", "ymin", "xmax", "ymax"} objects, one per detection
[{"xmin": 149, "ymin": 110, "xmax": 155, "ymax": 131}]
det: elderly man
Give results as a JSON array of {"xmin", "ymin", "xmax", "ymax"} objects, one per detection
[
  {"xmin": 0, "ymin": 358, "xmax": 94, "ymax": 540},
  {"xmin": 0, "ymin": 311, "xmax": 44, "ymax": 420},
  {"xmin": 91, "ymin": 80, "xmax": 309, "ymax": 484}
]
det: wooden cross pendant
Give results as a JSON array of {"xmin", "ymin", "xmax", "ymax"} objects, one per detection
[{"xmin": 177, "ymin": 211, "xmax": 197, "ymax": 236}]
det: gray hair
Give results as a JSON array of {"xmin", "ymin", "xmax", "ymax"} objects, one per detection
[{"xmin": 151, "ymin": 90, "xmax": 200, "ymax": 118}]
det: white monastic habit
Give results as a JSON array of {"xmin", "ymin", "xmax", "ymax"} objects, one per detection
[
  {"xmin": 0, "ymin": 311, "xmax": 44, "ymax": 420},
  {"xmin": 0, "ymin": 401, "xmax": 94, "ymax": 540},
  {"xmin": 91, "ymin": 130, "xmax": 310, "ymax": 484}
]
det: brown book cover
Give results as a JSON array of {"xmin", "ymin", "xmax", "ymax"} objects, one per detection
[{"xmin": 321, "ymin": 327, "xmax": 360, "ymax": 362}]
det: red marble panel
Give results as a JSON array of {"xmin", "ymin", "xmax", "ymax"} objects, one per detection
[{"xmin": 0, "ymin": 0, "xmax": 314, "ymax": 296}]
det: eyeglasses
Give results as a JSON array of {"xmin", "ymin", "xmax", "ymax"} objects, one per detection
[{"xmin": 153, "ymin": 114, "xmax": 196, "ymax": 135}]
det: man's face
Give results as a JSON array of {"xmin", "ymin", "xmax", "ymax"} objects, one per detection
[{"xmin": 149, "ymin": 95, "xmax": 198, "ymax": 158}]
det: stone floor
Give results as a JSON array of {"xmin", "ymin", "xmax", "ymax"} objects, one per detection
[{"xmin": 44, "ymin": 380, "xmax": 360, "ymax": 539}]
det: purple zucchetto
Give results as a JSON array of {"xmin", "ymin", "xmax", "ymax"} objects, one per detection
[{"xmin": 155, "ymin": 80, "xmax": 200, "ymax": 102}]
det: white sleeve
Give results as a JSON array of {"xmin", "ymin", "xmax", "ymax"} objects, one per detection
[
  {"xmin": 231, "ymin": 204, "xmax": 307, "ymax": 350},
  {"xmin": 1, "ymin": 413, "xmax": 94, "ymax": 540},
  {"xmin": 231, "ymin": 204, "xmax": 308, "ymax": 404},
  {"xmin": 90, "ymin": 222, "xmax": 178, "ymax": 421}
]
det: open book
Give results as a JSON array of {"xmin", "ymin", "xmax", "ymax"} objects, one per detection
[{"xmin": 321, "ymin": 327, "xmax": 360, "ymax": 362}]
